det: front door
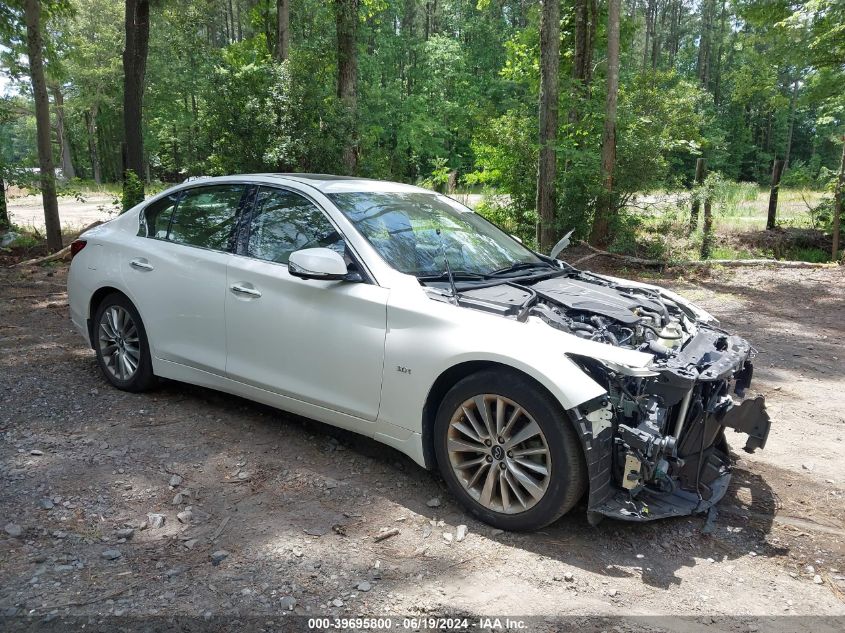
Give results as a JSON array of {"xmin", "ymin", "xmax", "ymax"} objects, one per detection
[{"xmin": 224, "ymin": 186, "xmax": 388, "ymax": 421}]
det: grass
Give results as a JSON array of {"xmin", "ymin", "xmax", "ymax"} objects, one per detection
[
  {"xmin": 698, "ymin": 185, "xmax": 823, "ymax": 232},
  {"xmin": 3, "ymin": 229, "xmax": 41, "ymax": 249},
  {"xmin": 784, "ymin": 246, "xmax": 831, "ymax": 263},
  {"xmin": 630, "ymin": 184, "xmax": 825, "ymax": 233},
  {"xmin": 620, "ymin": 185, "xmax": 835, "ymax": 263},
  {"xmin": 709, "ymin": 245, "xmax": 758, "ymax": 260}
]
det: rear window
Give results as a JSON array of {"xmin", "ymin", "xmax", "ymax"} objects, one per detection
[
  {"xmin": 139, "ymin": 193, "xmax": 180, "ymax": 238},
  {"xmin": 166, "ymin": 185, "xmax": 245, "ymax": 251}
]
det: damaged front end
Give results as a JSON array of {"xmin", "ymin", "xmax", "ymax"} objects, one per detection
[
  {"xmin": 436, "ymin": 268, "xmax": 772, "ymax": 523},
  {"xmin": 569, "ymin": 329, "xmax": 770, "ymax": 523}
]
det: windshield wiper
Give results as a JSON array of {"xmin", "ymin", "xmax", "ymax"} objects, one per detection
[
  {"xmin": 487, "ymin": 262, "xmax": 556, "ymax": 277},
  {"xmin": 417, "ymin": 270, "xmax": 486, "ymax": 282}
]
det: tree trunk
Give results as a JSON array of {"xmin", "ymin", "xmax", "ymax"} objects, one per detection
[
  {"xmin": 275, "ymin": 0, "xmax": 290, "ymax": 61},
  {"xmin": 123, "ymin": 0, "xmax": 150, "ymax": 205},
  {"xmin": 643, "ymin": 0, "xmax": 654, "ymax": 70},
  {"xmin": 766, "ymin": 159, "xmax": 784, "ymax": 231},
  {"xmin": 569, "ymin": 0, "xmax": 596, "ymax": 130},
  {"xmin": 697, "ymin": 0, "xmax": 714, "ymax": 89},
  {"xmin": 784, "ymin": 79, "xmax": 799, "ymax": 169},
  {"xmin": 402, "ymin": 0, "xmax": 416, "ymax": 95},
  {"xmin": 236, "ymin": 0, "xmax": 242, "ymax": 41},
  {"xmin": 700, "ymin": 195, "xmax": 714, "ymax": 259},
  {"xmin": 589, "ymin": 0, "xmax": 620, "ymax": 247},
  {"xmin": 689, "ymin": 158, "xmax": 706, "ymax": 233},
  {"xmin": 228, "ymin": 0, "xmax": 235, "ymax": 42},
  {"xmin": 0, "ymin": 176, "xmax": 9, "ymax": 232},
  {"xmin": 711, "ymin": 0, "xmax": 727, "ymax": 104},
  {"xmin": 832, "ymin": 139, "xmax": 844, "ymax": 261},
  {"xmin": 651, "ymin": 0, "xmax": 666, "ymax": 70},
  {"xmin": 586, "ymin": 0, "xmax": 597, "ymax": 84},
  {"xmin": 572, "ymin": 0, "xmax": 596, "ymax": 90},
  {"xmin": 24, "ymin": 0, "xmax": 63, "ymax": 252},
  {"xmin": 336, "ymin": 0, "xmax": 358, "ymax": 174},
  {"xmin": 667, "ymin": 0, "xmax": 679, "ymax": 66},
  {"xmin": 534, "ymin": 0, "xmax": 560, "ymax": 252},
  {"xmin": 85, "ymin": 106, "xmax": 102, "ymax": 184},
  {"xmin": 51, "ymin": 85, "xmax": 76, "ymax": 180},
  {"xmin": 573, "ymin": 0, "xmax": 589, "ymax": 86}
]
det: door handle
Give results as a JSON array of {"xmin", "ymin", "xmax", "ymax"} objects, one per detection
[
  {"xmin": 130, "ymin": 258, "xmax": 154, "ymax": 271},
  {"xmin": 230, "ymin": 283, "xmax": 262, "ymax": 298}
]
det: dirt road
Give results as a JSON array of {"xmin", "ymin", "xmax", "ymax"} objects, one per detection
[
  {"xmin": 7, "ymin": 193, "xmax": 118, "ymax": 232},
  {"xmin": 1, "ymin": 259, "xmax": 843, "ymax": 630}
]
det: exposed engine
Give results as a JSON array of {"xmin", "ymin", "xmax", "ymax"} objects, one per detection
[
  {"xmin": 455, "ymin": 274, "xmax": 694, "ymax": 354},
  {"xmin": 526, "ymin": 277, "xmax": 690, "ymax": 353},
  {"xmin": 430, "ymin": 269, "xmax": 771, "ymax": 522}
]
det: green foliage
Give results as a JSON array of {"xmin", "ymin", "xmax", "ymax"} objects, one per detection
[
  {"xmin": 420, "ymin": 157, "xmax": 451, "ymax": 192},
  {"xmin": 122, "ymin": 170, "xmax": 144, "ymax": 212},
  {"xmin": 783, "ymin": 246, "xmax": 830, "ymax": 263},
  {"xmin": 466, "ymin": 107, "xmax": 538, "ymax": 243},
  {"xmin": 616, "ymin": 72, "xmax": 710, "ymax": 194},
  {"xmin": 474, "ymin": 194, "xmax": 538, "ymax": 250},
  {"xmin": 5, "ymin": 230, "xmax": 42, "ymax": 249},
  {"xmin": 1, "ymin": 0, "xmax": 843, "ymax": 264}
]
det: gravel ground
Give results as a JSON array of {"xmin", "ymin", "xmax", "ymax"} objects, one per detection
[{"xmin": 1, "ymin": 257, "xmax": 844, "ymax": 631}]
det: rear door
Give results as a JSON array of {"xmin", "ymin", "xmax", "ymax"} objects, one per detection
[
  {"xmin": 224, "ymin": 186, "xmax": 388, "ymax": 421},
  {"xmin": 123, "ymin": 184, "xmax": 250, "ymax": 374}
]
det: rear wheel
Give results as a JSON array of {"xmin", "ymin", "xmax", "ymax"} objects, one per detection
[
  {"xmin": 93, "ymin": 293, "xmax": 156, "ymax": 392},
  {"xmin": 433, "ymin": 369, "xmax": 586, "ymax": 531}
]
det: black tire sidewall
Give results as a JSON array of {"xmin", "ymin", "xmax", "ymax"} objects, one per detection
[
  {"xmin": 93, "ymin": 293, "xmax": 156, "ymax": 392},
  {"xmin": 433, "ymin": 369, "xmax": 586, "ymax": 531}
]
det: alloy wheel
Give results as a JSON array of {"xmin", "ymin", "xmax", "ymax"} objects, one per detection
[
  {"xmin": 446, "ymin": 394, "xmax": 551, "ymax": 514},
  {"xmin": 98, "ymin": 305, "xmax": 141, "ymax": 381}
]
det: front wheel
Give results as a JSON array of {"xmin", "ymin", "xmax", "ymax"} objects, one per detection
[
  {"xmin": 93, "ymin": 293, "xmax": 157, "ymax": 392},
  {"xmin": 433, "ymin": 369, "xmax": 586, "ymax": 531}
]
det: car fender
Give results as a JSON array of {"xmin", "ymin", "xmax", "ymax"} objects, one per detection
[
  {"xmin": 70, "ymin": 224, "xmax": 159, "ymax": 354},
  {"xmin": 378, "ymin": 286, "xmax": 647, "ymax": 437}
]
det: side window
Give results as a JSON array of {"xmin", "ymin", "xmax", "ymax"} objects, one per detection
[
  {"xmin": 139, "ymin": 193, "xmax": 179, "ymax": 238},
  {"xmin": 247, "ymin": 188, "xmax": 343, "ymax": 264},
  {"xmin": 167, "ymin": 185, "xmax": 244, "ymax": 251}
]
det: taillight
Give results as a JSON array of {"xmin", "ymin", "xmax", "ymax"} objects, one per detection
[{"xmin": 70, "ymin": 240, "xmax": 87, "ymax": 259}]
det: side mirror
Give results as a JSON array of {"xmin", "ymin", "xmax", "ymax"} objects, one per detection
[{"xmin": 288, "ymin": 247, "xmax": 348, "ymax": 281}]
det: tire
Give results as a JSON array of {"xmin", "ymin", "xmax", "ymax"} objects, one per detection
[
  {"xmin": 433, "ymin": 369, "xmax": 586, "ymax": 531},
  {"xmin": 93, "ymin": 293, "xmax": 157, "ymax": 392}
]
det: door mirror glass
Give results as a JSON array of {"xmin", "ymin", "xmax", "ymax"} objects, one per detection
[{"xmin": 288, "ymin": 248, "xmax": 348, "ymax": 281}]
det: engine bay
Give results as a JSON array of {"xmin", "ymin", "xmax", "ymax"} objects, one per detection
[{"xmin": 456, "ymin": 272, "xmax": 695, "ymax": 354}]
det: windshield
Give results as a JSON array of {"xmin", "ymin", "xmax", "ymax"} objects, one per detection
[{"xmin": 328, "ymin": 191, "xmax": 545, "ymax": 277}]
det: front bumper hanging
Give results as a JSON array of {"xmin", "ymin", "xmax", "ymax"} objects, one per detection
[{"xmin": 569, "ymin": 330, "xmax": 772, "ymax": 524}]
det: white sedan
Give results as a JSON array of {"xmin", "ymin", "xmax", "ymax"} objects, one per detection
[{"xmin": 68, "ymin": 174, "xmax": 770, "ymax": 530}]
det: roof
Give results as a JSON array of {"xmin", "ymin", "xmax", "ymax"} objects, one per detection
[{"xmin": 257, "ymin": 173, "xmax": 430, "ymax": 194}]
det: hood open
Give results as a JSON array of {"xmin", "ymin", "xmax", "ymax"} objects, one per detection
[{"xmin": 447, "ymin": 270, "xmax": 700, "ymax": 365}]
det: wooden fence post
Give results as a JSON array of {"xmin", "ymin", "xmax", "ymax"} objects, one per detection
[
  {"xmin": 701, "ymin": 195, "xmax": 714, "ymax": 259},
  {"xmin": 689, "ymin": 158, "xmax": 705, "ymax": 233},
  {"xmin": 766, "ymin": 159, "xmax": 784, "ymax": 230}
]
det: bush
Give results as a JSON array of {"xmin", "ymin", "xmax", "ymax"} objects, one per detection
[
  {"xmin": 121, "ymin": 170, "xmax": 144, "ymax": 212},
  {"xmin": 420, "ymin": 157, "xmax": 451, "ymax": 192},
  {"xmin": 474, "ymin": 194, "xmax": 538, "ymax": 249}
]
